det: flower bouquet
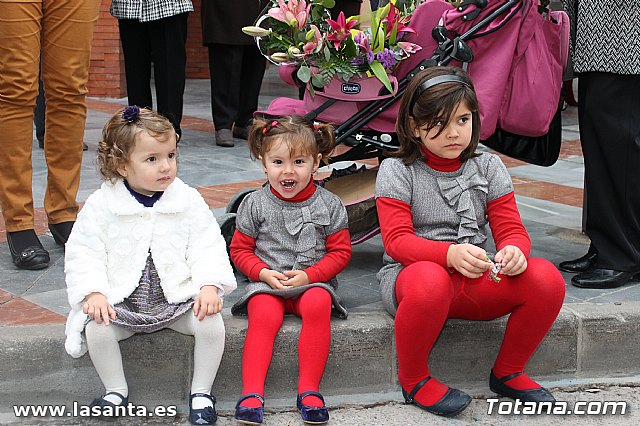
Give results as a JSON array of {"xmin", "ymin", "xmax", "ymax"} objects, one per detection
[{"xmin": 243, "ymin": 0, "xmax": 422, "ymax": 95}]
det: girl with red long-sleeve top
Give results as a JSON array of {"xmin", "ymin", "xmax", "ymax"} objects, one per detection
[
  {"xmin": 375, "ymin": 67, "xmax": 566, "ymax": 417},
  {"xmin": 229, "ymin": 116, "xmax": 351, "ymax": 425}
]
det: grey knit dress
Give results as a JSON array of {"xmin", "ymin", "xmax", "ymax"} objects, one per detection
[
  {"xmin": 375, "ymin": 153, "xmax": 513, "ymax": 316},
  {"xmin": 231, "ymin": 184, "xmax": 350, "ymax": 319}
]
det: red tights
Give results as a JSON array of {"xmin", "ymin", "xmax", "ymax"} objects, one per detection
[
  {"xmin": 395, "ymin": 258, "xmax": 565, "ymax": 406},
  {"xmin": 240, "ymin": 287, "xmax": 332, "ymax": 408}
]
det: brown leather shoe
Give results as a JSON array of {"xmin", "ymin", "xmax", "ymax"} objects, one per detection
[{"xmin": 215, "ymin": 129, "xmax": 234, "ymax": 147}]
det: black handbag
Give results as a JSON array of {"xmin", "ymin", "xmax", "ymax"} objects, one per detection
[{"xmin": 481, "ymin": 104, "xmax": 562, "ymax": 167}]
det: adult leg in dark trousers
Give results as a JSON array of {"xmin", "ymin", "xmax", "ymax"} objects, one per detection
[
  {"xmin": 118, "ymin": 13, "xmax": 188, "ymax": 137},
  {"xmin": 208, "ymin": 43, "xmax": 266, "ymax": 146},
  {"xmin": 570, "ymin": 72, "xmax": 640, "ymax": 288}
]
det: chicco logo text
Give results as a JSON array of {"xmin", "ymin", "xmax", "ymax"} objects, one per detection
[{"xmin": 341, "ymin": 82, "xmax": 361, "ymax": 95}]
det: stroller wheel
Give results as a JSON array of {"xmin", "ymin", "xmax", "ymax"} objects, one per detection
[
  {"xmin": 226, "ymin": 188, "xmax": 258, "ymax": 214},
  {"xmin": 216, "ymin": 213, "xmax": 237, "ymax": 259}
]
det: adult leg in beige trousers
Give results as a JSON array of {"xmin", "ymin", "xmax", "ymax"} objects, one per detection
[{"xmin": 0, "ymin": 0, "xmax": 100, "ymax": 269}]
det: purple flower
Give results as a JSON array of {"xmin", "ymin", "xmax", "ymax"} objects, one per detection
[
  {"xmin": 366, "ymin": 51, "xmax": 375, "ymax": 64},
  {"xmin": 351, "ymin": 56, "xmax": 366, "ymax": 66},
  {"xmin": 376, "ymin": 49, "xmax": 397, "ymax": 69},
  {"xmin": 122, "ymin": 105, "xmax": 140, "ymax": 123}
]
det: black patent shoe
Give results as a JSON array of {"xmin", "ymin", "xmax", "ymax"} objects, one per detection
[
  {"xmin": 402, "ymin": 376, "xmax": 472, "ymax": 417},
  {"xmin": 189, "ymin": 393, "xmax": 217, "ymax": 425},
  {"xmin": 7, "ymin": 230, "xmax": 50, "ymax": 270},
  {"xmin": 48, "ymin": 221, "xmax": 75, "ymax": 245},
  {"xmin": 489, "ymin": 371, "xmax": 555, "ymax": 403},
  {"xmin": 89, "ymin": 391, "xmax": 128, "ymax": 421},
  {"xmin": 297, "ymin": 391, "xmax": 329, "ymax": 424},
  {"xmin": 235, "ymin": 394, "xmax": 264, "ymax": 425},
  {"xmin": 558, "ymin": 245, "xmax": 597, "ymax": 273},
  {"xmin": 571, "ymin": 268, "xmax": 639, "ymax": 289}
]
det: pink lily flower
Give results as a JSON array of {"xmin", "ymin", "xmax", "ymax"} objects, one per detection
[
  {"xmin": 397, "ymin": 41, "xmax": 422, "ymax": 55},
  {"xmin": 382, "ymin": 4, "xmax": 416, "ymax": 36},
  {"xmin": 268, "ymin": 0, "xmax": 310, "ymax": 29},
  {"xmin": 303, "ymin": 24, "xmax": 323, "ymax": 55},
  {"xmin": 327, "ymin": 12, "xmax": 357, "ymax": 50}
]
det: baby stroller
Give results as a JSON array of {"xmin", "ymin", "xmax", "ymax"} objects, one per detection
[{"xmin": 219, "ymin": 0, "xmax": 569, "ymax": 248}]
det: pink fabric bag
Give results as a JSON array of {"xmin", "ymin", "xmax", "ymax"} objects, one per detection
[{"xmin": 498, "ymin": 4, "xmax": 570, "ymax": 136}]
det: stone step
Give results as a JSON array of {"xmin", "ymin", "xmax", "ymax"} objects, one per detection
[{"xmin": 2, "ymin": 303, "xmax": 639, "ymax": 412}]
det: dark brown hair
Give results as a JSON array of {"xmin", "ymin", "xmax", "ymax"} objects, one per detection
[
  {"xmin": 97, "ymin": 107, "xmax": 176, "ymax": 181},
  {"xmin": 248, "ymin": 115, "xmax": 335, "ymax": 164},
  {"xmin": 392, "ymin": 66, "xmax": 481, "ymax": 165}
]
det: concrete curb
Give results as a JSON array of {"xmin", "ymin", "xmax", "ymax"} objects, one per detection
[{"xmin": 2, "ymin": 302, "xmax": 640, "ymax": 412}]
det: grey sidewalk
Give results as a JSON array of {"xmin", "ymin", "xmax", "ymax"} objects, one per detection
[{"xmin": 1, "ymin": 68, "xmax": 639, "ymax": 419}]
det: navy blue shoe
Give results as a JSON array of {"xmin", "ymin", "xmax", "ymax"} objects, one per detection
[
  {"xmin": 296, "ymin": 391, "xmax": 329, "ymax": 425},
  {"xmin": 234, "ymin": 393, "xmax": 264, "ymax": 425},
  {"xmin": 402, "ymin": 376, "xmax": 471, "ymax": 417},
  {"xmin": 89, "ymin": 391, "xmax": 128, "ymax": 421},
  {"xmin": 489, "ymin": 371, "xmax": 556, "ymax": 403},
  {"xmin": 189, "ymin": 393, "xmax": 217, "ymax": 425}
]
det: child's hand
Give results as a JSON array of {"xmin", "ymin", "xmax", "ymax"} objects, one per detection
[
  {"xmin": 194, "ymin": 285, "xmax": 222, "ymax": 320},
  {"xmin": 446, "ymin": 243, "xmax": 493, "ymax": 279},
  {"xmin": 259, "ymin": 268, "xmax": 290, "ymax": 290},
  {"xmin": 83, "ymin": 292, "xmax": 116, "ymax": 325},
  {"xmin": 494, "ymin": 245, "xmax": 527, "ymax": 276},
  {"xmin": 280, "ymin": 270, "xmax": 310, "ymax": 288}
]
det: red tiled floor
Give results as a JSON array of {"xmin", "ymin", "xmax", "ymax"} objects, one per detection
[
  {"xmin": 512, "ymin": 177, "xmax": 583, "ymax": 208},
  {"xmin": 0, "ymin": 289, "xmax": 66, "ymax": 326}
]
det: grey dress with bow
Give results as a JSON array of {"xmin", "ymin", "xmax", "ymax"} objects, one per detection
[
  {"xmin": 375, "ymin": 154, "xmax": 513, "ymax": 316},
  {"xmin": 231, "ymin": 184, "xmax": 350, "ymax": 319}
]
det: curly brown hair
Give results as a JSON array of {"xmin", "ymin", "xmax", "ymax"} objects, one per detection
[
  {"xmin": 97, "ymin": 107, "xmax": 176, "ymax": 181},
  {"xmin": 247, "ymin": 115, "xmax": 336, "ymax": 165},
  {"xmin": 392, "ymin": 66, "xmax": 481, "ymax": 165}
]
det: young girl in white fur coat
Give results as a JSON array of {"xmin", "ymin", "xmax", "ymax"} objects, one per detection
[{"xmin": 64, "ymin": 106, "xmax": 236, "ymax": 425}]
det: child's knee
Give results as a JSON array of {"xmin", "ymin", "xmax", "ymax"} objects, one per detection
[
  {"xmin": 396, "ymin": 261, "xmax": 453, "ymax": 304},
  {"xmin": 194, "ymin": 313, "xmax": 225, "ymax": 341},
  {"xmin": 299, "ymin": 287, "xmax": 332, "ymax": 318},
  {"xmin": 85, "ymin": 320, "xmax": 119, "ymax": 346},
  {"xmin": 522, "ymin": 258, "xmax": 566, "ymax": 300}
]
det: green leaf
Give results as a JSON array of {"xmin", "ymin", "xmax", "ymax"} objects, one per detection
[
  {"xmin": 311, "ymin": 73, "xmax": 325, "ymax": 88},
  {"xmin": 297, "ymin": 66, "xmax": 311, "ymax": 83},
  {"xmin": 319, "ymin": 0, "xmax": 335, "ymax": 9},
  {"xmin": 369, "ymin": 60, "xmax": 393, "ymax": 94}
]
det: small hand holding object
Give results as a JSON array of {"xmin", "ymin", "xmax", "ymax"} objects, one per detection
[
  {"xmin": 83, "ymin": 292, "xmax": 116, "ymax": 325},
  {"xmin": 446, "ymin": 243, "xmax": 493, "ymax": 279},
  {"xmin": 494, "ymin": 245, "xmax": 527, "ymax": 276},
  {"xmin": 194, "ymin": 285, "xmax": 222, "ymax": 320},
  {"xmin": 259, "ymin": 268, "xmax": 291, "ymax": 290},
  {"xmin": 279, "ymin": 270, "xmax": 310, "ymax": 288}
]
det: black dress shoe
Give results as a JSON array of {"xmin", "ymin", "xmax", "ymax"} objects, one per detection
[
  {"xmin": 489, "ymin": 371, "xmax": 555, "ymax": 403},
  {"xmin": 7, "ymin": 230, "xmax": 50, "ymax": 270},
  {"xmin": 48, "ymin": 221, "xmax": 75, "ymax": 245},
  {"xmin": 571, "ymin": 268, "xmax": 639, "ymax": 289},
  {"xmin": 232, "ymin": 125, "xmax": 249, "ymax": 140},
  {"xmin": 402, "ymin": 376, "xmax": 472, "ymax": 417},
  {"xmin": 558, "ymin": 245, "xmax": 597, "ymax": 272},
  {"xmin": 215, "ymin": 129, "xmax": 234, "ymax": 147}
]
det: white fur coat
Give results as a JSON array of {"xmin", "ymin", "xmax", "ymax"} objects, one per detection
[{"xmin": 64, "ymin": 178, "xmax": 236, "ymax": 357}]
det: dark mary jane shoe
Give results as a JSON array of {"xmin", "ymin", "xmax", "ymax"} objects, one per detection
[
  {"xmin": 89, "ymin": 391, "xmax": 128, "ymax": 421},
  {"xmin": 235, "ymin": 393, "xmax": 264, "ymax": 425},
  {"xmin": 490, "ymin": 371, "xmax": 556, "ymax": 403},
  {"xmin": 49, "ymin": 221, "xmax": 75, "ymax": 245},
  {"xmin": 189, "ymin": 393, "xmax": 217, "ymax": 425},
  {"xmin": 402, "ymin": 376, "xmax": 471, "ymax": 417},
  {"xmin": 297, "ymin": 391, "xmax": 329, "ymax": 425},
  {"xmin": 7, "ymin": 230, "xmax": 49, "ymax": 270},
  {"xmin": 558, "ymin": 245, "xmax": 597, "ymax": 273}
]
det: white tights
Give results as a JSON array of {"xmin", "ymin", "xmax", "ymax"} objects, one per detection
[{"xmin": 85, "ymin": 311, "xmax": 225, "ymax": 397}]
